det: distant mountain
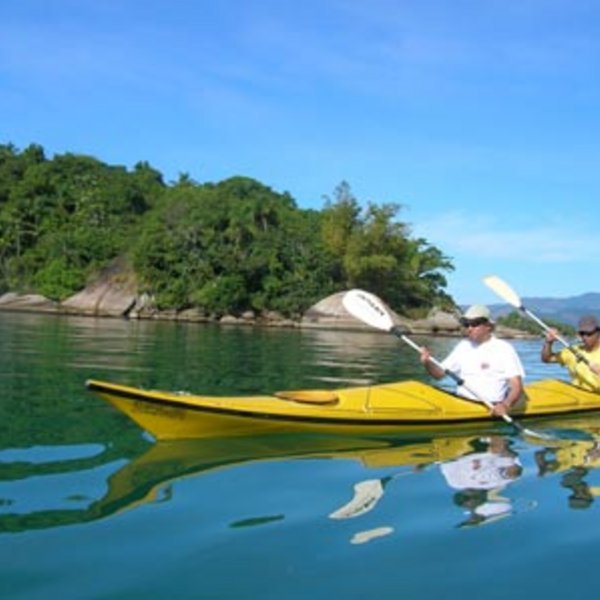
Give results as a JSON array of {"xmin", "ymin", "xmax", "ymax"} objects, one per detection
[{"xmin": 487, "ymin": 292, "xmax": 600, "ymax": 326}]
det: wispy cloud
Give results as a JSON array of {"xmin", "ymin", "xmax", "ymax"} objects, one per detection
[{"xmin": 415, "ymin": 212, "xmax": 600, "ymax": 263}]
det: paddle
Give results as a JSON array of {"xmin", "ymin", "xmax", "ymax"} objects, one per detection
[
  {"xmin": 483, "ymin": 275, "xmax": 593, "ymax": 368},
  {"xmin": 342, "ymin": 288, "xmax": 550, "ymax": 440}
]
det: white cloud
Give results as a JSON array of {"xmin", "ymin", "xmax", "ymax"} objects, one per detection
[{"xmin": 415, "ymin": 212, "xmax": 600, "ymax": 263}]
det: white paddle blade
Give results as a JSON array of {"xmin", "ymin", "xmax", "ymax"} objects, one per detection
[
  {"xmin": 328, "ymin": 479, "xmax": 384, "ymax": 519},
  {"xmin": 342, "ymin": 289, "xmax": 394, "ymax": 332},
  {"xmin": 483, "ymin": 275, "xmax": 522, "ymax": 308}
]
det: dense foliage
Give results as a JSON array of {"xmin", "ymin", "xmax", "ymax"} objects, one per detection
[
  {"xmin": 0, "ymin": 143, "xmax": 455, "ymax": 317},
  {"xmin": 0, "ymin": 143, "xmax": 164, "ymax": 299}
]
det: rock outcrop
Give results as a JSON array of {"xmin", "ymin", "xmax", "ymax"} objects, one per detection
[
  {"xmin": 61, "ymin": 257, "xmax": 139, "ymax": 317},
  {"xmin": 301, "ymin": 291, "xmax": 413, "ymax": 331},
  {"xmin": 410, "ymin": 308, "xmax": 462, "ymax": 335},
  {"xmin": 0, "ymin": 292, "xmax": 59, "ymax": 313}
]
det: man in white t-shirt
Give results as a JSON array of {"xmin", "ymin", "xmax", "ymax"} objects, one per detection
[{"xmin": 420, "ymin": 304, "xmax": 525, "ymax": 417}]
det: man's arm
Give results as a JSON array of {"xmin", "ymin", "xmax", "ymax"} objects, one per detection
[
  {"xmin": 419, "ymin": 348, "xmax": 445, "ymax": 380},
  {"xmin": 541, "ymin": 330, "xmax": 558, "ymax": 363},
  {"xmin": 492, "ymin": 375, "xmax": 523, "ymax": 417}
]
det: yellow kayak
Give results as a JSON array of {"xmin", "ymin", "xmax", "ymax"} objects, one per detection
[{"xmin": 86, "ymin": 378, "xmax": 600, "ymax": 440}]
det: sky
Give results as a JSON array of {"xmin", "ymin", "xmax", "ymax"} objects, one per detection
[{"xmin": 1, "ymin": 0, "xmax": 600, "ymax": 305}]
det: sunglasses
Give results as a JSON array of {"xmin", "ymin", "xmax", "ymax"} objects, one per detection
[
  {"xmin": 461, "ymin": 317, "xmax": 489, "ymax": 328},
  {"xmin": 578, "ymin": 328, "xmax": 600, "ymax": 337}
]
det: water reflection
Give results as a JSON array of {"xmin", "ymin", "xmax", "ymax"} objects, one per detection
[
  {"xmin": 0, "ymin": 441, "xmax": 138, "ymax": 532},
  {"xmin": 0, "ymin": 434, "xmax": 373, "ymax": 532},
  {"xmin": 329, "ymin": 435, "xmax": 531, "ymax": 537},
  {"xmin": 0, "ymin": 433, "xmax": 472, "ymax": 533},
  {"xmin": 301, "ymin": 328, "xmax": 423, "ymax": 386},
  {"xmin": 534, "ymin": 425, "xmax": 600, "ymax": 509},
  {"xmin": 4, "ymin": 420, "xmax": 600, "ymax": 537},
  {"xmin": 0, "ymin": 431, "xmax": 520, "ymax": 535},
  {"xmin": 440, "ymin": 436, "xmax": 525, "ymax": 527}
]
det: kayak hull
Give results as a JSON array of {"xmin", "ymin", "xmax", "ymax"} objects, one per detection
[{"xmin": 86, "ymin": 378, "xmax": 600, "ymax": 441}]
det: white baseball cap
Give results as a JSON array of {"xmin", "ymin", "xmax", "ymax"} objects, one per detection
[{"xmin": 461, "ymin": 304, "xmax": 494, "ymax": 324}]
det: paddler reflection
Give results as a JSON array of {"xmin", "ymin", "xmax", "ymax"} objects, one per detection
[
  {"xmin": 439, "ymin": 436, "xmax": 524, "ymax": 527},
  {"xmin": 328, "ymin": 434, "xmax": 529, "ymax": 542},
  {"xmin": 535, "ymin": 438, "xmax": 600, "ymax": 509}
]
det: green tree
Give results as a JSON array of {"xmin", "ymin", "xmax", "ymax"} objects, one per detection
[
  {"xmin": 0, "ymin": 146, "xmax": 160, "ymax": 298},
  {"xmin": 320, "ymin": 183, "xmax": 454, "ymax": 314},
  {"xmin": 320, "ymin": 181, "xmax": 361, "ymax": 280},
  {"xmin": 133, "ymin": 177, "xmax": 335, "ymax": 316}
]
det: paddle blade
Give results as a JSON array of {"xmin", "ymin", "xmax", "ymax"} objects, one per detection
[
  {"xmin": 483, "ymin": 275, "xmax": 522, "ymax": 308},
  {"xmin": 342, "ymin": 289, "xmax": 394, "ymax": 332},
  {"xmin": 329, "ymin": 479, "xmax": 384, "ymax": 519}
]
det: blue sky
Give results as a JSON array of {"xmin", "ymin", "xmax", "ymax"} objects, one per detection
[{"xmin": 1, "ymin": 0, "xmax": 599, "ymax": 304}]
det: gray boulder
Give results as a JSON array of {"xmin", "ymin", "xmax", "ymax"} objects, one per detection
[
  {"xmin": 301, "ymin": 291, "xmax": 411, "ymax": 331},
  {"xmin": 61, "ymin": 257, "xmax": 138, "ymax": 317},
  {"xmin": 0, "ymin": 292, "xmax": 59, "ymax": 312}
]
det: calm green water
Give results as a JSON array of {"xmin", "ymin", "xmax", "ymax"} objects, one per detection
[{"xmin": 1, "ymin": 311, "xmax": 599, "ymax": 599}]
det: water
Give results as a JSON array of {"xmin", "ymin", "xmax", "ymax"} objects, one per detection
[{"xmin": 1, "ymin": 311, "xmax": 599, "ymax": 599}]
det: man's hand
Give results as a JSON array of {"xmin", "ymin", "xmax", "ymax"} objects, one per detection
[
  {"xmin": 492, "ymin": 402, "xmax": 510, "ymax": 417},
  {"xmin": 419, "ymin": 347, "xmax": 431, "ymax": 365}
]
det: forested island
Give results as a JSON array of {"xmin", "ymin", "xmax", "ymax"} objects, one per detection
[{"xmin": 0, "ymin": 143, "xmax": 457, "ymax": 322}]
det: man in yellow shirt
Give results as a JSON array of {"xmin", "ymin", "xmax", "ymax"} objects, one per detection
[{"xmin": 541, "ymin": 315, "xmax": 600, "ymax": 391}]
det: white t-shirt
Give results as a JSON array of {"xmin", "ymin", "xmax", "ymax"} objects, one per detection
[{"xmin": 441, "ymin": 336, "xmax": 525, "ymax": 404}]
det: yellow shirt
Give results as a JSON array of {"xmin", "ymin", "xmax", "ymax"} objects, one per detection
[{"xmin": 550, "ymin": 345, "xmax": 600, "ymax": 391}]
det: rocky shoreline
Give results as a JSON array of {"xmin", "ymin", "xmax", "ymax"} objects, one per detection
[
  {"xmin": 0, "ymin": 257, "xmax": 533, "ymax": 337},
  {"xmin": 0, "ymin": 290, "xmax": 531, "ymax": 339}
]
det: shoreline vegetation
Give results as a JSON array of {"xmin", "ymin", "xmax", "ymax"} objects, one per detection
[
  {"xmin": 0, "ymin": 142, "xmax": 538, "ymax": 338},
  {"xmin": 0, "ymin": 259, "xmax": 533, "ymax": 338}
]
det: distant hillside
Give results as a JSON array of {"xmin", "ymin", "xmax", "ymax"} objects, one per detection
[{"xmin": 488, "ymin": 292, "xmax": 600, "ymax": 326}]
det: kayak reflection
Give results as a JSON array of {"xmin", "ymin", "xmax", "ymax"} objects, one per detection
[
  {"xmin": 0, "ymin": 433, "xmax": 479, "ymax": 533},
  {"xmin": 6, "ymin": 419, "xmax": 600, "ymax": 535}
]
